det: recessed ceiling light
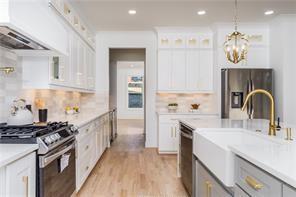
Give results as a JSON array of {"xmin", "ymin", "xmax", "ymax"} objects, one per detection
[
  {"xmin": 197, "ymin": 10, "xmax": 206, "ymax": 16},
  {"xmin": 128, "ymin": 10, "xmax": 137, "ymax": 15},
  {"xmin": 265, "ymin": 10, "xmax": 274, "ymax": 15}
]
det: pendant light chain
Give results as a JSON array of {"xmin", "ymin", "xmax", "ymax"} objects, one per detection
[{"xmin": 234, "ymin": 0, "xmax": 238, "ymax": 32}]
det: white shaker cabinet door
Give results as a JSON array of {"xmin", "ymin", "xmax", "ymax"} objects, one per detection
[
  {"xmin": 158, "ymin": 50, "xmax": 172, "ymax": 91},
  {"xmin": 158, "ymin": 122, "xmax": 177, "ymax": 153},
  {"xmin": 198, "ymin": 50, "xmax": 213, "ymax": 92},
  {"xmin": 6, "ymin": 152, "xmax": 36, "ymax": 197},
  {"xmin": 186, "ymin": 50, "xmax": 199, "ymax": 91},
  {"xmin": 171, "ymin": 50, "xmax": 186, "ymax": 91}
]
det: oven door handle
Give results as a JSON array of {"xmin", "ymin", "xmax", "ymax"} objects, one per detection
[
  {"xmin": 39, "ymin": 143, "xmax": 75, "ymax": 168},
  {"xmin": 181, "ymin": 131, "xmax": 193, "ymax": 140}
]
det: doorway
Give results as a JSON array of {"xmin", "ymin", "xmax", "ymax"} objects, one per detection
[{"xmin": 109, "ymin": 49, "xmax": 146, "ymax": 143}]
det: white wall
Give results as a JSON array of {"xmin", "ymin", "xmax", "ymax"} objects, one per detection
[
  {"xmin": 117, "ymin": 61, "xmax": 144, "ymax": 119},
  {"xmin": 96, "ymin": 31, "xmax": 157, "ymax": 147},
  {"xmin": 270, "ymin": 15, "xmax": 296, "ymax": 125}
]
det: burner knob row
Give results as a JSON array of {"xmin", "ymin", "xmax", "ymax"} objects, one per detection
[{"xmin": 44, "ymin": 133, "xmax": 61, "ymax": 145}]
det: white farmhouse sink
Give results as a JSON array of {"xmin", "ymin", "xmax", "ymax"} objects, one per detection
[{"xmin": 193, "ymin": 129, "xmax": 279, "ymax": 187}]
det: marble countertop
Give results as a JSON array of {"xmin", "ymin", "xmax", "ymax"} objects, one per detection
[
  {"xmin": 48, "ymin": 109, "xmax": 111, "ymax": 128},
  {"xmin": 181, "ymin": 118, "xmax": 296, "ymax": 188},
  {"xmin": 0, "ymin": 144, "xmax": 38, "ymax": 168},
  {"xmin": 156, "ymin": 111, "xmax": 219, "ymax": 116}
]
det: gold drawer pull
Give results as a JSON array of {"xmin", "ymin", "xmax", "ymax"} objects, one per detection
[
  {"xmin": 22, "ymin": 176, "xmax": 29, "ymax": 197},
  {"xmin": 245, "ymin": 176, "xmax": 263, "ymax": 190},
  {"xmin": 205, "ymin": 181, "xmax": 212, "ymax": 197}
]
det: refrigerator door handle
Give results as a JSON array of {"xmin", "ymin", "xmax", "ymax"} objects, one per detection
[
  {"xmin": 246, "ymin": 79, "xmax": 254, "ymax": 119},
  {"xmin": 250, "ymin": 79, "xmax": 255, "ymax": 118}
]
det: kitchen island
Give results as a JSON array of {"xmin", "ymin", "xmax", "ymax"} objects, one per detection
[{"xmin": 179, "ymin": 118, "xmax": 296, "ymax": 197}]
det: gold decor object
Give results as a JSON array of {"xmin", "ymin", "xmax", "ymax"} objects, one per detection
[
  {"xmin": 0, "ymin": 67, "xmax": 14, "ymax": 74},
  {"xmin": 224, "ymin": 0, "xmax": 249, "ymax": 64}
]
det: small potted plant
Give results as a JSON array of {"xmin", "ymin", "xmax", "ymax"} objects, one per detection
[{"xmin": 168, "ymin": 103, "xmax": 178, "ymax": 112}]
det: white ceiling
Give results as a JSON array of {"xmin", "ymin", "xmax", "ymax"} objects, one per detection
[{"xmin": 71, "ymin": 0, "xmax": 296, "ymax": 31}]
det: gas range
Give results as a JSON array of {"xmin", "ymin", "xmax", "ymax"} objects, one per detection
[{"xmin": 0, "ymin": 122, "xmax": 78, "ymax": 154}]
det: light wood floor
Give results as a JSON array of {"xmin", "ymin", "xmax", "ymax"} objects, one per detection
[{"xmin": 77, "ymin": 119, "xmax": 188, "ymax": 197}]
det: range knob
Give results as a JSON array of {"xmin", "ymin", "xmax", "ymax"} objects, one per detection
[
  {"xmin": 70, "ymin": 126, "xmax": 78, "ymax": 133},
  {"xmin": 44, "ymin": 136, "xmax": 52, "ymax": 145},
  {"xmin": 54, "ymin": 133, "xmax": 61, "ymax": 140}
]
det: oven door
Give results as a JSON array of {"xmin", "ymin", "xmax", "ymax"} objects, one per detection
[
  {"xmin": 38, "ymin": 139, "xmax": 76, "ymax": 197},
  {"xmin": 180, "ymin": 124, "xmax": 193, "ymax": 196}
]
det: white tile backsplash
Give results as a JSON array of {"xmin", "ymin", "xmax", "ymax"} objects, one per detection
[{"xmin": 156, "ymin": 93, "xmax": 218, "ymax": 113}]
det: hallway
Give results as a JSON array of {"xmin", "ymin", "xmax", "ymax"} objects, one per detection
[{"xmin": 77, "ymin": 119, "xmax": 187, "ymax": 197}]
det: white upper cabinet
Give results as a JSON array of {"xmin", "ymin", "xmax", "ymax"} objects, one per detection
[
  {"xmin": 198, "ymin": 50, "xmax": 213, "ymax": 91},
  {"xmin": 186, "ymin": 35, "xmax": 199, "ymax": 48},
  {"xmin": 186, "ymin": 50, "xmax": 199, "ymax": 90},
  {"xmin": 21, "ymin": 1, "xmax": 96, "ymax": 93},
  {"xmin": 171, "ymin": 50, "xmax": 186, "ymax": 90},
  {"xmin": 158, "ymin": 50, "xmax": 172, "ymax": 90},
  {"xmin": 157, "ymin": 28, "xmax": 214, "ymax": 93}
]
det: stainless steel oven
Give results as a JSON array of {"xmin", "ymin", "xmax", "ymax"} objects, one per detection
[
  {"xmin": 38, "ymin": 138, "xmax": 76, "ymax": 197},
  {"xmin": 180, "ymin": 122, "xmax": 194, "ymax": 196}
]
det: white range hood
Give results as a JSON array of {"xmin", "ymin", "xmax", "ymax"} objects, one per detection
[{"xmin": 0, "ymin": 0, "xmax": 68, "ymax": 56}]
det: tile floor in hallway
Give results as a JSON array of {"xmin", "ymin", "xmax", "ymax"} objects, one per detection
[{"xmin": 77, "ymin": 119, "xmax": 188, "ymax": 197}]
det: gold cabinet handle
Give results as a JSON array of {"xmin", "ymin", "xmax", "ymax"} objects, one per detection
[
  {"xmin": 245, "ymin": 176, "xmax": 263, "ymax": 190},
  {"xmin": 175, "ymin": 127, "xmax": 177, "ymax": 137},
  {"xmin": 171, "ymin": 127, "xmax": 173, "ymax": 137},
  {"xmin": 22, "ymin": 176, "xmax": 29, "ymax": 197},
  {"xmin": 205, "ymin": 181, "xmax": 212, "ymax": 197}
]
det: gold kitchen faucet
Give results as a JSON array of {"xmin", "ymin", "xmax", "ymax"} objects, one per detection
[{"xmin": 242, "ymin": 89, "xmax": 276, "ymax": 136}]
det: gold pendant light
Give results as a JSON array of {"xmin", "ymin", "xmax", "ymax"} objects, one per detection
[{"xmin": 224, "ymin": 0, "xmax": 249, "ymax": 64}]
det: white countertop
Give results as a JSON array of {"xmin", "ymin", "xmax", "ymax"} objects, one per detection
[
  {"xmin": 0, "ymin": 144, "xmax": 38, "ymax": 168},
  {"xmin": 182, "ymin": 118, "xmax": 296, "ymax": 188},
  {"xmin": 157, "ymin": 111, "xmax": 219, "ymax": 116},
  {"xmin": 48, "ymin": 109, "xmax": 111, "ymax": 128}
]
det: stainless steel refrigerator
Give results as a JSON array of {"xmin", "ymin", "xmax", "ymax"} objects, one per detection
[{"xmin": 221, "ymin": 68, "xmax": 273, "ymax": 119}]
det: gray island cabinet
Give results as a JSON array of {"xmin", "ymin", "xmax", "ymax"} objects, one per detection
[
  {"xmin": 193, "ymin": 155, "xmax": 296, "ymax": 197},
  {"xmin": 235, "ymin": 156, "xmax": 296, "ymax": 197}
]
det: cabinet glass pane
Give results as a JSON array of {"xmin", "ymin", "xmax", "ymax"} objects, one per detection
[{"xmin": 52, "ymin": 56, "xmax": 59, "ymax": 80}]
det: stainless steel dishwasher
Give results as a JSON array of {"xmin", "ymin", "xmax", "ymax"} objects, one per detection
[{"xmin": 180, "ymin": 122, "xmax": 194, "ymax": 196}]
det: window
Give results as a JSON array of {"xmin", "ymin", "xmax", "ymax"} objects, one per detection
[{"xmin": 127, "ymin": 76, "xmax": 144, "ymax": 109}]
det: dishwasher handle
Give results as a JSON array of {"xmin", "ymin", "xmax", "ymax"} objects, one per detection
[{"xmin": 181, "ymin": 131, "xmax": 193, "ymax": 140}]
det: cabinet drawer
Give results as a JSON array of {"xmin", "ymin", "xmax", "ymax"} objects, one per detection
[
  {"xmin": 76, "ymin": 150, "xmax": 93, "ymax": 190},
  {"xmin": 196, "ymin": 160, "xmax": 232, "ymax": 197},
  {"xmin": 235, "ymin": 156, "xmax": 281, "ymax": 197},
  {"xmin": 77, "ymin": 122, "xmax": 94, "ymax": 139},
  {"xmin": 77, "ymin": 132, "xmax": 95, "ymax": 159}
]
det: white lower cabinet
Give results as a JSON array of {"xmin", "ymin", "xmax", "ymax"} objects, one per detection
[
  {"xmin": 158, "ymin": 114, "xmax": 218, "ymax": 154},
  {"xmin": 76, "ymin": 112, "xmax": 111, "ymax": 191},
  {"xmin": 1, "ymin": 152, "xmax": 36, "ymax": 197},
  {"xmin": 158, "ymin": 122, "xmax": 179, "ymax": 153}
]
